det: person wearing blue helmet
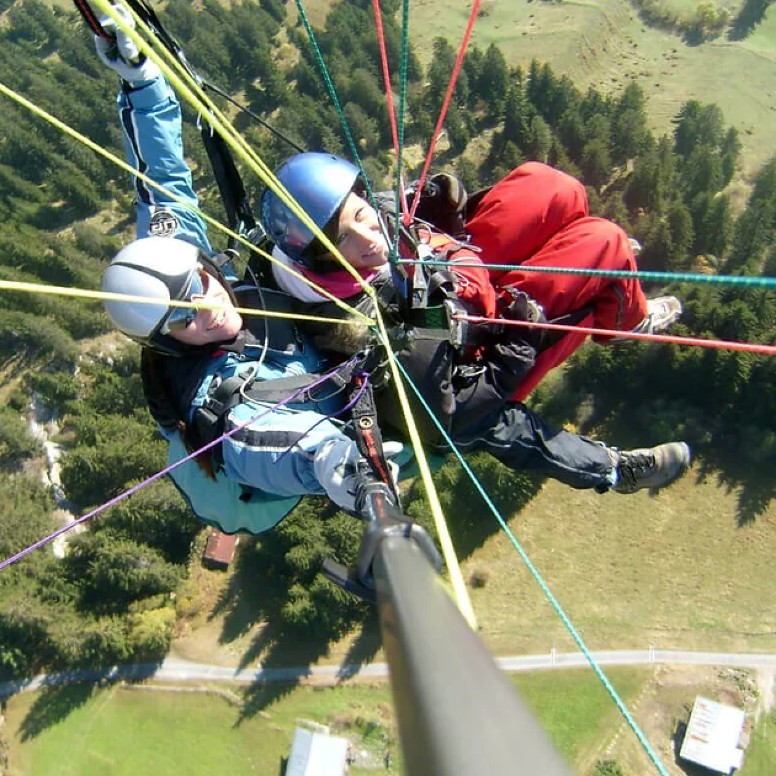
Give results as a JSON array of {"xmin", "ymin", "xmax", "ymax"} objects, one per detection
[
  {"xmin": 261, "ymin": 154, "xmax": 684, "ymax": 399},
  {"xmin": 261, "ymin": 155, "xmax": 692, "ymax": 495}
]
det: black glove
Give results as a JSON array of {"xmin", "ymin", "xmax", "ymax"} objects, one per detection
[
  {"xmin": 502, "ymin": 290, "xmax": 548, "ymax": 351},
  {"xmin": 407, "ymin": 172, "xmax": 468, "ymax": 239}
]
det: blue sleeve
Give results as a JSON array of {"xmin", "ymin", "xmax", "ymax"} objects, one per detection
[
  {"xmin": 221, "ymin": 403, "xmax": 348, "ymax": 497},
  {"xmin": 117, "ymin": 75, "xmax": 211, "ymax": 251}
]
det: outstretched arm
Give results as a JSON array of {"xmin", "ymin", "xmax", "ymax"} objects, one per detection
[
  {"xmin": 96, "ymin": 6, "xmax": 211, "ymax": 250},
  {"xmin": 117, "ymin": 77, "xmax": 211, "ymax": 250}
]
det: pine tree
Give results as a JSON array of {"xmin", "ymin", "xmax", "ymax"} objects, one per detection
[{"xmin": 479, "ymin": 43, "xmax": 509, "ymax": 122}]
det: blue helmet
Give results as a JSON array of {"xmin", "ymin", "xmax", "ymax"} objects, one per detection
[{"xmin": 261, "ymin": 152, "xmax": 360, "ymax": 267}]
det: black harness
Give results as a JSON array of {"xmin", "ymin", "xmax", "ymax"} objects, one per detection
[{"xmin": 191, "ymin": 370, "xmax": 334, "ymax": 468}]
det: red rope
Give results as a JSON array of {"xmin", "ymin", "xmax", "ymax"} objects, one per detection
[
  {"xmin": 407, "ymin": 0, "xmax": 482, "ymax": 225},
  {"xmin": 72, "ymin": 0, "xmax": 112, "ymax": 39},
  {"xmin": 371, "ymin": 0, "xmax": 410, "ymax": 218},
  {"xmin": 460, "ymin": 314, "xmax": 776, "ymax": 356},
  {"xmin": 372, "ymin": 0, "xmax": 400, "ymax": 162}
]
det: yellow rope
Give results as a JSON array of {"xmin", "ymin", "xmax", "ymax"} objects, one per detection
[
  {"xmin": 0, "ymin": 278, "xmax": 359, "ymax": 327},
  {"xmin": 94, "ymin": 0, "xmax": 372, "ymax": 294},
  {"xmin": 0, "ymin": 80, "xmax": 369, "ymax": 327},
  {"xmin": 373, "ymin": 306, "xmax": 477, "ymax": 627},
  {"xmin": 4, "ymin": 4, "xmax": 477, "ymax": 626}
]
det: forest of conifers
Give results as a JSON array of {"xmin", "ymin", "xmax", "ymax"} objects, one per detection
[{"xmin": 0, "ymin": 0, "xmax": 774, "ymax": 679}]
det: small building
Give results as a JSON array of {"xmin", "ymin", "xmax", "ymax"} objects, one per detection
[
  {"xmin": 201, "ymin": 530, "xmax": 238, "ymax": 570},
  {"xmin": 285, "ymin": 726, "xmax": 350, "ymax": 776},
  {"xmin": 679, "ymin": 695, "xmax": 746, "ymax": 774}
]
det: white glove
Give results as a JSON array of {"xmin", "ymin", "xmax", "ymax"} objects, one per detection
[
  {"xmin": 313, "ymin": 438, "xmax": 403, "ymax": 514},
  {"xmin": 94, "ymin": 5, "xmax": 160, "ymax": 84}
]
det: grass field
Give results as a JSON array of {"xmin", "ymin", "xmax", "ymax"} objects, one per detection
[
  {"xmin": 406, "ymin": 0, "xmax": 776, "ymax": 180},
  {"xmin": 465, "ymin": 469, "xmax": 776, "ymax": 657},
  {"xmin": 3, "ymin": 682, "xmax": 398, "ymax": 775},
  {"xmin": 170, "ymin": 462, "xmax": 776, "ymax": 669},
  {"xmin": 5, "ymin": 665, "xmax": 774, "ymax": 775}
]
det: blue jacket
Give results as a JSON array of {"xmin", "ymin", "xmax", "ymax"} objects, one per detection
[{"xmin": 117, "ymin": 74, "xmax": 349, "ymax": 532}]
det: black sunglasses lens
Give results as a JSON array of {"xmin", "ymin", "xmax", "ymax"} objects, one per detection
[{"xmin": 165, "ymin": 308, "xmax": 199, "ymax": 332}]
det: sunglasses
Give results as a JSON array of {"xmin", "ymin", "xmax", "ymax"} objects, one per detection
[{"xmin": 160, "ymin": 269, "xmax": 206, "ymax": 334}]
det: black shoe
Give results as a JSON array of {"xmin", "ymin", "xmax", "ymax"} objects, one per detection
[{"xmin": 613, "ymin": 442, "xmax": 691, "ymax": 494}]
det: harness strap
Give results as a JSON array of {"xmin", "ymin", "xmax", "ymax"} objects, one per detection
[
  {"xmin": 191, "ymin": 371, "xmax": 328, "ymax": 467},
  {"xmin": 201, "ymin": 128, "xmax": 256, "ymax": 252},
  {"xmin": 349, "ymin": 376, "xmax": 401, "ymax": 506}
]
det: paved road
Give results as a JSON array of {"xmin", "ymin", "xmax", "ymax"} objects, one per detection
[{"xmin": 4, "ymin": 649, "xmax": 776, "ymax": 697}]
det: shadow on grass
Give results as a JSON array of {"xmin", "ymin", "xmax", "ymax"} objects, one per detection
[
  {"xmin": 196, "ymin": 502, "xmax": 382, "ymax": 722},
  {"xmin": 234, "ymin": 608, "xmax": 378, "ymax": 724},
  {"xmin": 211, "ymin": 454, "xmax": 541, "ymax": 724},
  {"xmin": 17, "ymin": 683, "xmax": 96, "ymax": 742},
  {"xmin": 12, "ymin": 663, "xmax": 161, "ymax": 742},
  {"xmin": 208, "ymin": 535, "xmax": 290, "ymax": 650},
  {"xmin": 335, "ymin": 610, "xmax": 382, "ymax": 679},
  {"xmin": 540, "ymin": 368, "xmax": 776, "ymax": 527},
  {"xmin": 693, "ymin": 443, "xmax": 776, "ymax": 526},
  {"xmin": 405, "ymin": 451, "xmax": 545, "ymax": 563}
]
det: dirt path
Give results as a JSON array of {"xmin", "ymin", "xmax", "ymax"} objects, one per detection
[{"xmin": 756, "ymin": 667, "xmax": 775, "ymax": 720}]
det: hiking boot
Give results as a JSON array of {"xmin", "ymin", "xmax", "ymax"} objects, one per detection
[
  {"xmin": 612, "ymin": 442, "xmax": 691, "ymax": 494},
  {"xmin": 611, "ymin": 296, "xmax": 683, "ymax": 342}
]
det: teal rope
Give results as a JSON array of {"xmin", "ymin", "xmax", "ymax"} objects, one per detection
[
  {"xmin": 293, "ymin": 0, "xmax": 376, "ymax": 204},
  {"xmin": 389, "ymin": 0, "xmax": 411, "ymax": 266},
  {"xmin": 395, "ymin": 360, "xmax": 670, "ymax": 776},
  {"xmin": 402, "ymin": 257, "xmax": 776, "ymax": 288}
]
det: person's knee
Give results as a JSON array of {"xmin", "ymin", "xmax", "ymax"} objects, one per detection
[{"xmin": 578, "ymin": 218, "xmax": 636, "ymax": 269}]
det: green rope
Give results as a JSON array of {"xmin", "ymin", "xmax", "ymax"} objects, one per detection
[
  {"xmin": 404, "ymin": 258, "xmax": 776, "ymax": 288},
  {"xmin": 395, "ymin": 359, "xmax": 670, "ymax": 776},
  {"xmin": 293, "ymin": 0, "xmax": 376, "ymax": 204}
]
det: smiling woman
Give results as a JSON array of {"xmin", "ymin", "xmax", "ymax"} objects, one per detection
[
  {"xmin": 165, "ymin": 267, "xmax": 243, "ymax": 347},
  {"xmin": 91, "ymin": 16, "xmax": 390, "ymax": 529},
  {"xmin": 101, "ymin": 236, "xmax": 243, "ymax": 356},
  {"xmin": 329, "ymin": 192, "xmax": 389, "ymax": 271}
]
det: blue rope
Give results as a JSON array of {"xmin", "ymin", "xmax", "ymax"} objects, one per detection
[{"xmin": 395, "ymin": 359, "xmax": 670, "ymax": 775}]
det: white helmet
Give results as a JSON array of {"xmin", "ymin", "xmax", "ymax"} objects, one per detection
[{"xmin": 102, "ymin": 236, "xmax": 205, "ymax": 356}]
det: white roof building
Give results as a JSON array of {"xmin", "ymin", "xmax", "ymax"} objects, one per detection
[
  {"xmin": 679, "ymin": 695, "xmax": 746, "ymax": 775},
  {"xmin": 286, "ymin": 726, "xmax": 350, "ymax": 776}
]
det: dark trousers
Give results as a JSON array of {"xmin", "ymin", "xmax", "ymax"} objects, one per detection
[{"xmin": 449, "ymin": 402, "xmax": 614, "ymax": 491}]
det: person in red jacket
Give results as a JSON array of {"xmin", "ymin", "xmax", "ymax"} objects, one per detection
[
  {"xmin": 463, "ymin": 161, "xmax": 682, "ymax": 399},
  {"xmin": 259, "ymin": 153, "xmax": 690, "ymax": 496},
  {"xmin": 262, "ymin": 154, "xmax": 681, "ymax": 401}
]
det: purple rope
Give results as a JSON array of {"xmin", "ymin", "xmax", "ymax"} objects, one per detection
[
  {"xmin": 274, "ymin": 369, "xmax": 370, "ymax": 463},
  {"xmin": 0, "ymin": 358, "xmax": 358, "ymax": 572}
]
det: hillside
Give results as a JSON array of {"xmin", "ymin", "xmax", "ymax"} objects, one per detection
[
  {"xmin": 1, "ymin": 3, "xmax": 776, "ymax": 773},
  {"xmin": 405, "ymin": 0, "xmax": 776, "ymax": 183}
]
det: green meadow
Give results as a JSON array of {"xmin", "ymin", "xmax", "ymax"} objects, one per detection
[
  {"xmin": 6, "ymin": 666, "xmax": 776, "ymax": 774},
  {"xmin": 406, "ymin": 0, "xmax": 776, "ymax": 180}
]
